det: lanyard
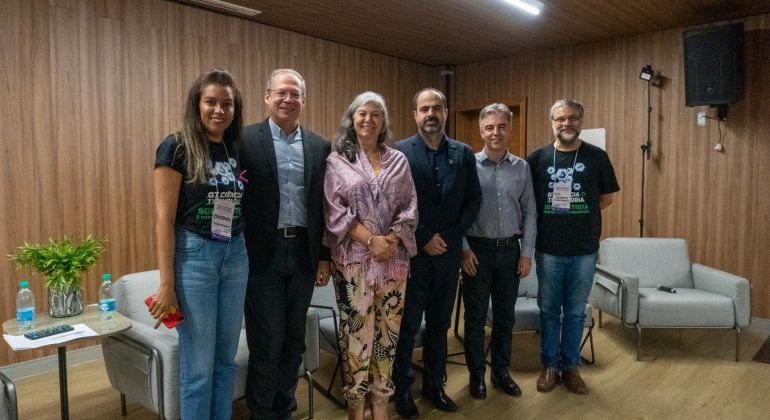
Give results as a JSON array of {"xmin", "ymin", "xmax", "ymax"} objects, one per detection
[
  {"xmin": 211, "ymin": 141, "xmax": 238, "ymax": 241},
  {"xmin": 552, "ymin": 144, "xmax": 580, "ymax": 173},
  {"xmin": 551, "ymin": 144, "xmax": 579, "ymax": 213},
  {"xmin": 213, "ymin": 141, "xmax": 237, "ymax": 197}
]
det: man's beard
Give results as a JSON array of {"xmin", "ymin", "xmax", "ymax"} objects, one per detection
[
  {"xmin": 556, "ymin": 129, "xmax": 580, "ymax": 145},
  {"xmin": 420, "ymin": 117, "xmax": 443, "ymax": 134}
]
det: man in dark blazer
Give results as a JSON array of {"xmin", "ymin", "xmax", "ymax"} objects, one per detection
[
  {"xmin": 240, "ymin": 68, "xmax": 331, "ymax": 420},
  {"xmin": 393, "ymin": 88, "xmax": 482, "ymax": 417}
]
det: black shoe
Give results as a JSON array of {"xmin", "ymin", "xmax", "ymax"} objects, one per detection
[
  {"xmin": 395, "ymin": 390, "xmax": 419, "ymax": 419},
  {"xmin": 421, "ymin": 386, "xmax": 458, "ymax": 412},
  {"xmin": 469, "ymin": 374, "xmax": 487, "ymax": 399},
  {"xmin": 490, "ymin": 370, "xmax": 522, "ymax": 397}
]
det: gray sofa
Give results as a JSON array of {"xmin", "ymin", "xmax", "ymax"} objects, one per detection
[
  {"xmin": 589, "ymin": 237, "xmax": 751, "ymax": 361},
  {"xmin": 101, "ymin": 270, "xmax": 319, "ymax": 419}
]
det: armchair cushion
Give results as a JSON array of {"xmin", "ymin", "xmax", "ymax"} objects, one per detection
[
  {"xmin": 637, "ymin": 287, "xmax": 735, "ymax": 327},
  {"xmin": 600, "ymin": 238, "xmax": 693, "ymax": 288},
  {"xmin": 509, "ymin": 297, "xmax": 540, "ymax": 332}
]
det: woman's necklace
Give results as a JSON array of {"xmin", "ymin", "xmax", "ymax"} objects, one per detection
[
  {"xmin": 364, "ymin": 147, "xmax": 380, "ymax": 160},
  {"xmin": 365, "ymin": 147, "xmax": 381, "ymax": 173}
]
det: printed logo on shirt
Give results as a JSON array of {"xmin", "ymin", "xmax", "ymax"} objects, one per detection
[
  {"xmin": 543, "ymin": 164, "xmax": 589, "ymax": 215},
  {"xmin": 196, "ymin": 159, "xmax": 244, "ymax": 221}
]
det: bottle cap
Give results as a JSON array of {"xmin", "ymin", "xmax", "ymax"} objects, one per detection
[
  {"xmin": 103, "ymin": 273, "xmax": 111, "ymax": 281},
  {"xmin": 20, "ymin": 281, "xmax": 29, "ymax": 288}
]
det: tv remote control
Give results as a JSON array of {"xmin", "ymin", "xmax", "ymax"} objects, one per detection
[{"xmin": 23, "ymin": 324, "xmax": 74, "ymax": 340}]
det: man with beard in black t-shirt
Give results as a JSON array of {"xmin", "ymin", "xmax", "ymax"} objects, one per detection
[{"xmin": 526, "ymin": 98, "xmax": 619, "ymax": 395}]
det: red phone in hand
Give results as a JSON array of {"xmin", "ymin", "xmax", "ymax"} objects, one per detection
[{"xmin": 144, "ymin": 295, "xmax": 185, "ymax": 328}]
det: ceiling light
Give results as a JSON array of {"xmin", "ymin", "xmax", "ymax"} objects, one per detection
[{"xmin": 502, "ymin": 0, "xmax": 544, "ymax": 15}]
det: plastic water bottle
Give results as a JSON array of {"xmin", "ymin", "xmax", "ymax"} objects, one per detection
[
  {"xmin": 16, "ymin": 281, "xmax": 35, "ymax": 330},
  {"xmin": 99, "ymin": 273, "xmax": 116, "ymax": 320}
]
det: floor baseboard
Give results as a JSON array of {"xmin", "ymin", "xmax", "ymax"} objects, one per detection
[
  {"xmin": 0, "ymin": 345, "xmax": 104, "ymax": 381},
  {"xmin": 750, "ymin": 317, "xmax": 770, "ymax": 333}
]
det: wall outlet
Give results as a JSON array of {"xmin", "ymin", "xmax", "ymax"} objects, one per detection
[{"xmin": 697, "ymin": 112, "xmax": 707, "ymax": 126}]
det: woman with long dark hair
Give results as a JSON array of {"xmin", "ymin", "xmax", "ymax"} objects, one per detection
[
  {"xmin": 324, "ymin": 91, "xmax": 418, "ymax": 420},
  {"xmin": 150, "ymin": 68, "xmax": 247, "ymax": 419}
]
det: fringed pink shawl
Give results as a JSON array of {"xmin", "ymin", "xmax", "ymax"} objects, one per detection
[{"xmin": 323, "ymin": 145, "xmax": 418, "ymax": 284}]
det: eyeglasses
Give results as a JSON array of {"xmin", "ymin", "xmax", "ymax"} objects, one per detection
[
  {"xmin": 270, "ymin": 89, "xmax": 303, "ymax": 101},
  {"xmin": 552, "ymin": 116, "xmax": 581, "ymax": 124}
]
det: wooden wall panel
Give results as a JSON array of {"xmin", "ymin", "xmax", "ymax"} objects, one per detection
[
  {"xmin": 455, "ymin": 15, "xmax": 770, "ymax": 319},
  {"xmin": 0, "ymin": 0, "xmax": 440, "ymax": 365}
]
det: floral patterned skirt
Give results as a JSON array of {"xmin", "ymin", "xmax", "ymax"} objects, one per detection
[{"xmin": 333, "ymin": 268, "xmax": 407, "ymax": 408}]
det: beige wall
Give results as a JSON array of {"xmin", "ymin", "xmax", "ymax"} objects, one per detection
[{"xmin": 454, "ymin": 15, "xmax": 770, "ymax": 319}]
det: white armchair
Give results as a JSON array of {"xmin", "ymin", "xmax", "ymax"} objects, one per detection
[
  {"xmin": 101, "ymin": 270, "xmax": 319, "ymax": 419},
  {"xmin": 589, "ymin": 238, "xmax": 751, "ymax": 361}
]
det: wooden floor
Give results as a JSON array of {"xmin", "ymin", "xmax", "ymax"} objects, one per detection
[{"xmin": 12, "ymin": 313, "xmax": 770, "ymax": 420}]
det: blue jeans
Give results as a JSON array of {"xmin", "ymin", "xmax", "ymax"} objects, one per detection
[
  {"xmin": 535, "ymin": 251, "xmax": 597, "ymax": 371},
  {"xmin": 174, "ymin": 228, "xmax": 248, "ymax": 420}
]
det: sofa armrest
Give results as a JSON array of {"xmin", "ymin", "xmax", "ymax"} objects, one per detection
[
  {"xmin": 101, "ymin": 321, "xmax": 180, "ymax": 419},
  {"xmin": 0, "ymin": 370, "xmax": 17, "ymax": 420},
  {"xmin": 692, "ymin": 263, "xmax": 751, "ymax": 329},
  {"xmin": 303, "ymin": 308, "xmax": 320, "ymax": 373},
  {"xmin": 590, "ymin": 264, "xmax": 639, "ymax": 325}
]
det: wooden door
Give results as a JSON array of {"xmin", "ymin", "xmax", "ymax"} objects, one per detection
[{"xmin": 454, "ymin": 98, "xmax": 527, "ymax": 158}]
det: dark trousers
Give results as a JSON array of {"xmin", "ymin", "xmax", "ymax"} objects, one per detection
[
  {"xmin": 244, "ymin": 233, "xmax": 314, "ymax": 419},
  {"xmin": 462, "ymin": 238, "xmax": 521, "ymax": 377},
  {"xmin": 393, "ymin": 251, "xmax": 461, "ymax": 392}
]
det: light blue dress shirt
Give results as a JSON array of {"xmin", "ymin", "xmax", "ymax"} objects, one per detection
[
  {"xmin": 269, "ymin": 118, "xmax": 307, "ymax": 228},
  {"xmin": 463, "ymin": 150, "xmax": 537, "ymax": 257}
]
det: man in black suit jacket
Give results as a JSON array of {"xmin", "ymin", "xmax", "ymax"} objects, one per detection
[
  {"xmin": 393, "ymin": 88, "xmax": 482, "ymax": 417},
  {"xmin": 240, "ymin": 69, "xmax": 331, "ymax": 420}
]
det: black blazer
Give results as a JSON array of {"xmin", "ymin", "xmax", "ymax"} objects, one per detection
[
  {"xmin": 240, "ymin": 118, "xmax": 331, "ymax": 271},
  {"xmin": 395, "ymin": 134, "xmax": 481, "ymax": 256}
]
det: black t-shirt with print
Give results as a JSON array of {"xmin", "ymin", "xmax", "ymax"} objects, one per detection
[
  {"xmin": 155, "ymin": 134, "xmax": 244, "ymax": 239},
  {"xmin": 526, "ymin": 141, "xmax": 619, "ymax": 256}
]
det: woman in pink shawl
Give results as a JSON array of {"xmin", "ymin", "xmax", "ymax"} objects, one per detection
[{"xmin": 323, "ymin": 91, "xmax": 417, "ymax": 419}]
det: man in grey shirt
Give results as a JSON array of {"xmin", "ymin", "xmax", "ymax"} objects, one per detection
[{"xmin": 460, "ymin": 103, "xmax": 536, "ymax": 400}]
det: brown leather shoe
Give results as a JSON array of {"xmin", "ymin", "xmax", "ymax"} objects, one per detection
[
  {"xmin": 562, "ymin": 368, "xmax": 589, "ymax": 394},
  {"xmin": 536, "ymin": 367, "xmax": 560, "ymax": 392}
]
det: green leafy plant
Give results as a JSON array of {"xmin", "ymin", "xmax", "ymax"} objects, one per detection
[{"xmin": 8, "ymin": 236, "xmax": 107, "ymax": 290}]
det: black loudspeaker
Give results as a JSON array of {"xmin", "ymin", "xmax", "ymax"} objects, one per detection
[{"xmin": 683, "ymin": 22, "xmax": 744, "ymax": 106}]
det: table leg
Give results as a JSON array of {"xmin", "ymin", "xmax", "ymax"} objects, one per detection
[{"xmin": 58, "ymin": 346, "xmax": 68, "ymax": 420}]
